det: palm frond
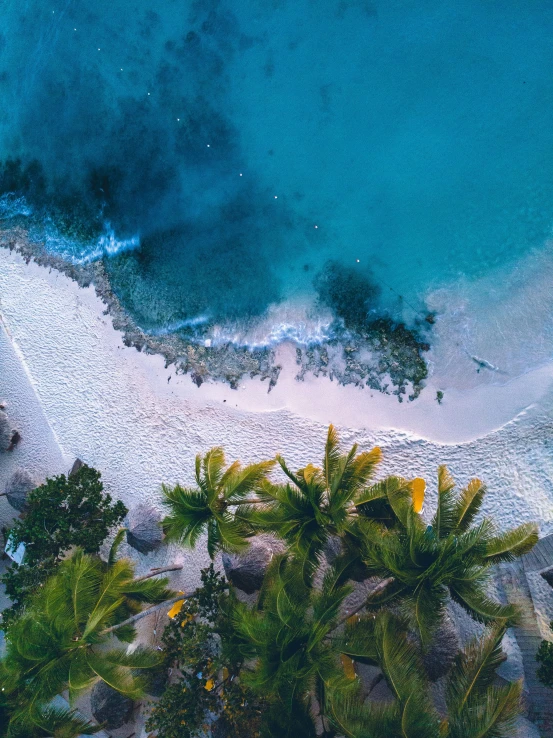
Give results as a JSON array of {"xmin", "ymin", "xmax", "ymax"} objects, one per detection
[
  {"xmin": 484, "ymin": 522, "xmax": 539, "ymax": 563},
  {"xmin": 108, "ymin": 528, "xmax": 127, "ymax": 566},
  {"xmin": 452, "ymin": 478, "xmax": 486, "ymax": 533},
  {"xmin": 450, "ymin": 581, "xmax": 518, "ymax": 624},
  {"xmin": 85, "ymin": 651, "xmax": 146, "ymax": 699},
  {"xmin": 31, "ymin": 703, "xmax": 101, "ymax": 737},
  {"xmin": 409, "ymin": 582, "xmax": 448, "ymax": 646},
  {"xmin": 432, "ymin": 465, "xmax": 457, "ymax": 538},
  {"xmin": 120, "ymin": 574, "xmax": 173, "ymax": 603},
  {"xmin": 202, "ymin": 447, "xmax": 226, "ymax": 492},
  {"xmin": 338, "ymin": 616, "xmax": 379, "ymax": 663},
  {"xmin": 161, "ymin": 485, "xmax": 211, "ymax": 547},
  {"xmin": 323, "ymin": 424, "xmax": 343, "ymax": 489},
  {"xmin": 328, "ymin": 688, "xmax": 401, "ymax": 738},
  {"xmin": 446, "ymin": 622, "xmax": 507, "ymax": 717},
  {"xmin": 222, "ymin": 460, "xmax": 275, "ymax": 501},
  {"xmin": 449, "ymin": 681, "xmax": 523, "ymax": 738}
]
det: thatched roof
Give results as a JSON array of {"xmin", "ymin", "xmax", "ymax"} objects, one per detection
[{"xmin": 4, "ymin": 468, "xmax": 38, "ymax": 512}]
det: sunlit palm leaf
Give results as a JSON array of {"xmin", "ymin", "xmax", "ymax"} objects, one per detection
[{"xmin": 484, "ymin": 522, "xmax": 539, "ymax": 563}]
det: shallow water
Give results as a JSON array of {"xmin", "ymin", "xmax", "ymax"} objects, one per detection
[{"xmin": 2, "ymin": 0, "xmax": 553, "ymax": 352}]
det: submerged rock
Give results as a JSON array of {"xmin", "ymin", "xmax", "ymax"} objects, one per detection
[
  {"xmin": 126, "ymin": 504, "xmax": 163, "ymax": 554},
  {"xmin": 4, "ymin": 468, "xmax": 38, "ymax": 511},
  {"xmin": 222, "ymin": 536, "xmax": 285, "ymax": 594},
  {"xmin": 90, "ymin": 681, "xmax": 133, "ymax": 729}
]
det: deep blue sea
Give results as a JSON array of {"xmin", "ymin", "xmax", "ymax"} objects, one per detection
[{"xmin": 2, "ymin": 0, "xmax": 553, "ymax": 350}]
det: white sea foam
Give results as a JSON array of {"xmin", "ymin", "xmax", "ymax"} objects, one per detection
[
  {"xmin": 0, "ymin": 193, "xmax": 33, "ymax": 219},
  {"xmin": 38, "ymin": 222, "xmax": 140, "ymax": 264},
  {"xmin": 208, "ymin": 299, "xmax": 338, "ymax": 349}
]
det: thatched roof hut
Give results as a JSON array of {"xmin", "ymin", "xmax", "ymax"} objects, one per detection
[{"xmin": 542, "ymin": 568, "xmax": 553, "ymax": 589}]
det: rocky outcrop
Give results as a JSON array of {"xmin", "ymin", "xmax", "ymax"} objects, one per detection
[
  {"xmin": 222, "ymin": 536, "xmax": 285, "ymax": 594},
  {"xmin": 0, "ymin": 409, "xmax": 19, "ymax": 452},
  {"xmin": 69, "ymin": 458, "xmax": 85, "ymax": 477},
  {"xmin": 4, "ymin": 468, "xmax": 38, "ymax": 511},
  {"xmin": 126, "ymin": 504, "xmax": 163, "ymax": 554},
  {"xmin": 90, "ymin": 681, "xmax": 133, "ymax": 729}
]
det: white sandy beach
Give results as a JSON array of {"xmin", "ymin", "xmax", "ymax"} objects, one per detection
[{"xmin": 1, "ymin": 247, "xmax": 553, "ymax": 736}]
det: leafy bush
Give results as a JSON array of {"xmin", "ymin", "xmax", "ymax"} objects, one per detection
[
  {"xmin": 1, "ymin": 465, "xmax": 127, "ymax": 621},
  {"xmin": 536, "ymin": 621, "xmax": 553, "ymax": 688},
  {"xmin": 145, "ymin": 565, "xmax": 269, "ymax": 738}
]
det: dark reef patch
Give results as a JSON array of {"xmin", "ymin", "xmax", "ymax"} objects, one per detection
[{"xmin": 309, "ymin": 260, "xmax": 430, "ymax": 400}]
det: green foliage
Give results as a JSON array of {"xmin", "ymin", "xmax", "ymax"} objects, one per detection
[
  {"xmin": 1, "ymin": 465, "xmax": 127, "ymax": 619},
  {"xmin": 330, "ymin": 619, "xmax": 522, "ymax": 738},
  {"xmin": 254, "ymin": 424, "xmax": 382, "ymax": 563},
  {"xmin": 232, "ymin": 555, "xmax": 354, "ymax": 709},
  {"xmin": 145, "ymin": 565, "xmax": 270, "ymax": 738},
  {"xmin": 536, "ymin": 621, "xmax": 553, "ymax": 688},
  {"xmin": 162, "ymin": 449, "xmax": 274, "ymax": 558},
  {"xmin": 0, "ymin": 548, "xmax": 171, "ymax": 735},
  {"xmin": 0, "ymin": 696, "xmax": 101, "ymax": 738},
  {"xmin": 359, "ymin": 467, "xmax": 538, "ymax": 643}
]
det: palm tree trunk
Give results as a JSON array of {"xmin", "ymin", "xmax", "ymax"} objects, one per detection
[
  {"xmin": 133, "ymin": 564, "xmax": 183, "ymax": 582},
  {"xmin": 333, "ymin": 577, "xmax": 394, "ymax": 629},
  {"xmin": 101, "ymin": 593, "xmax": 195, "ymax": 635},
  {"xmin": 229, "ymin": 498, "xmax": 268, "ymax": 505}
]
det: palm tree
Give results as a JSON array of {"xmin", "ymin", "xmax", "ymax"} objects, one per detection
[
  {"xmin": 0, "ymin": 543, "xmax": 176, "ymax": 734},
  {"xmin": 162, "ymin": 447, "xmax": 274, "ymax": 558},
  {"xmin": 253, "ymin": 425, "xmax": 382, "ymax": 563},
  {"xmin": 230, "ymin": 554, "xmax": 359, "ymax": 734},
  {"xmin": 359, "ymin": 466, "xmax": 538, "ymax": 644},
  {"xmin": 331, "ymin": 614, "xmax": 523, "ymax": 738}
]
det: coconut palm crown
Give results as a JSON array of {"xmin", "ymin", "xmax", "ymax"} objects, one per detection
[
  {"xmin": 253, "ymin": 425, "xmax": 382, "ymax": 561},
  {"xmin": 359, "ymin": 466, "xmax": 538, "ymax": 643},
  {"xmin": 162, "ymin": 448, "xmax": 274, "ymax": 558},
  {"xmin": 0, "ymin": 543, "xmax": 174, "ymax": 733},
  {"xmin": 230, "ymin": 553, "xmax": 359, "ymax": 729},
  {"xmin": 331, "ymin": 615, "xmax": 522, "ymax": 738}
]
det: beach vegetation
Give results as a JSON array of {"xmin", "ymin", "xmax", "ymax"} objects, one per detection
[
  {"xmin": 0, "ymin": 541, "xmax": 174, "ymax": 736},
  {"xmin": 251, "ymin": 425, "xmax": 382, "ymax": 568},
  {"xmin": 161, "ymin": 449, "xmax": 274, "ymax": 558},
  {"xmin": 145, "ymin": 564, "xmax": 272, "ymax": 738},
  {"xmin": 1, "ymin": 464, "xmax": 127, "ymax": 621},
  {"xmin": 329, "ymin": 619, "xmax": 522, "ymax": 738},
  {"xmin": 358, "ymin": 466, "xmax": 538, "ymax": 643},
  {"xmin": 146, "ymin": 559, "xmax": 524, "ymax": 738}
]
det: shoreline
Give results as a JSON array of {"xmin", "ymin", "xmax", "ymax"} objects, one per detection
[
  {"xmin": 1, "ymin": 247, "xmax": 553, "ymax": 643},
  {"xmin": 2, "ymin": 244, "xmax": 553, "ymax": 446},
  {"xmin": 0, "ymin": 225, "xmax": 431, "ymax": 399}
]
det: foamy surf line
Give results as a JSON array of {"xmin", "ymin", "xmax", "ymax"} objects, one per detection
[{"xmin": 3, "ymin": 245, "xmax": 553, "ymax": 446}]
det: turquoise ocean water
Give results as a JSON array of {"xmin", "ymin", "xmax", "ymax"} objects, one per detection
[{"xmin": 2, "ymin": 0, "xmax": 553, "ymax": 351}]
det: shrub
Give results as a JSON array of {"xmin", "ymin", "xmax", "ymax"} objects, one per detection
[{"xmin": 1, "ymin": 464, "xmax": 127, "ymax": 621}]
